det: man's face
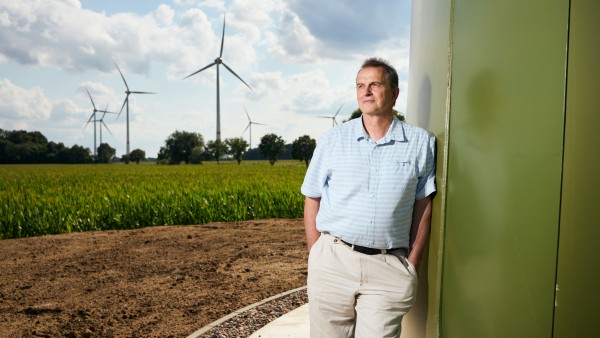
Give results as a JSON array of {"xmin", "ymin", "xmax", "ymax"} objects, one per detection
[{"xmin": 356, "ymin": 66, "xmax": 399, "ymax": 117}]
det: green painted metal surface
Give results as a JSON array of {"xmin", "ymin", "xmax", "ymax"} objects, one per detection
[
  {"xmin": 403, "ymin": 0, "xmax": 453, "ymax": 336},
  {"xmin": 553, "ymin": 1, "xmax": 600, "ymax": 337},
  {"xmin": 441, "ymin": 0, "xmax": 568, "ymax": 337}
]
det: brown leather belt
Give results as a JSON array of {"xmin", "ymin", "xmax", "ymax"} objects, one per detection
[{"xmin": 340, "ymin": 239, "xmax": 407, "ymax": 256}]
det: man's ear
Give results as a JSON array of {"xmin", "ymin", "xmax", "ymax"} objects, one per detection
[{"xmin": 393, "ymin": 87, "xmax": 400, "ymax": 105}]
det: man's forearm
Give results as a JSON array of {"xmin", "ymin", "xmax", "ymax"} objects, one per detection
[
  {"xmin": 408, "ymin": 195, "xmax": 433, "ymax": 267},
  {"xmin": 304, "ymin": 196, "xmax": 321, "ymax": 251}
]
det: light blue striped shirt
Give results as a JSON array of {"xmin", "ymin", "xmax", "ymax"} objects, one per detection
[{"xmin": 301, "ymin": 116, "xmax": 436, "ymax": 250}]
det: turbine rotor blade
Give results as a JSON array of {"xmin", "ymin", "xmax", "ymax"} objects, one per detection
[
  {"xmin": 334, "ymin": 103, "xmax": 344, "ymax": 117},
  {"xmin": 221, "ymin": 61, "xmax": 252, "ymax": 90},
  {"xmin": 114, "ymin": 63, "xmax": 130, "ymax": 91},
  {"xmin": 244, "ymin": 106, "xmax": 251, "ymax": 121},
  {"xmin": 86, "ymin": 112, "xmax": 96, "ymax": 123},
  {"xmin": 253, "ymin": 122, "xmax": 266, "ymax": 126},
  {"xmin": 117, "ymin": 96, "xmax": 128, "ymax": 119},
  {"xmin": 242, "ymin": 123, "xmax": 250, "ymax": 134},
  {"xmin": 102, "ymin": 121, "xmax": 113, "ymax": 136},
  {"xmin": 83, "ymin": 112, "xmax": 95, "ymax": 129},
  {"xmin": 130, "ymin": 91, "xmax": 156, "ymax": 94},
  {"xmin": 98, "ymin": 104, "xmax": 117, "ymax": 115},
  {"xmin": 85, "ymin": 88, "xmax": 97, "ymax": 110},
  {"xmin": 219, "ymin": 14, "xmax": 226, "ymax": 58},
  {"xmin": 183, "ymin": 62, "xmax": 217, "ymax": 80}
]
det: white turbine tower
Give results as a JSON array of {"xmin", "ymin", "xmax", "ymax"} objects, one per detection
[
  {"xmin": 115, "ymin": 63, "xmax": 155, "ymax": 157},
  {"xmin": 316, "ymin": 104, "xmax": 344, "ymax": 127},
  {"xmin": 242, "ymin": 107, "xmax": 265, "ymax": 150},
  {"xmin": 183, "ymin": 14, "xmax": 252, "ymax": 141}
]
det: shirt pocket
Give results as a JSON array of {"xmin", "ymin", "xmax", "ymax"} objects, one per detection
[{"xmin": 380, "ymin": 160, "xmax": 418, "ymax": 195}]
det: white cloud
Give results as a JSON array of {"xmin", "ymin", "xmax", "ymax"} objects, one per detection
[
  {"xmin": 273, "ymin": 10, "xmax": 319, "ymax": 63},
  {"xmin": 0, "ymin": 1, "xmax": 252, "ymax": 77},
  {"xmin": 287, "ymin": 0, "xmax": 411, "ymax": 49},
  {"xmin": 244, "ymin": 71, "xmax": 285, "ymax": 101},
  {"xmin": 0, "ymin": 78, "xmax": 52, "ymax": 120},
  {"xmin": 0, "ymin": 0, "xmax": 412, "ymax": 156},
  {"xmin": 50, "ymin": 99, "xmax": 84, "ymax": 123},
  {"xmin": 154, "ymin": 4, "xmax": 175, "ymax": 26}
]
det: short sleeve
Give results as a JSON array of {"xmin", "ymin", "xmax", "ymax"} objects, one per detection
[
  {"xmin": 301, "ymin": 133, "xmax": 331, "ymax": 198},
  {"xmin": 415, "ymin": 133, "xmax": 436, "ymax": 200}
]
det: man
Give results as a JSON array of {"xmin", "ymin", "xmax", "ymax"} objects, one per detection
[{"xmin": 301, "ymin": 57, "xmax": 436, "ymax": 337}]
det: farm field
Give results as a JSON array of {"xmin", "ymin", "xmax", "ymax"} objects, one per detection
[
  {"xmin": 0, "ymin": 160, "xmax": 307, "ymax": 240},
  {"xmin": 0, "ymin": 161, "xmax": 310, "ymax": 337}
]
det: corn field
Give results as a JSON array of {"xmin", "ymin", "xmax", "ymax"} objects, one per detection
[{"xmin": 0, "ymin": 161, "xmax": 307, "ymax": 239}]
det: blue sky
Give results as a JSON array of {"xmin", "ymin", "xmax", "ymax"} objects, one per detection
[{"xmin": 0, "ymin": 0, "xmax": 412, "ymax": 157}]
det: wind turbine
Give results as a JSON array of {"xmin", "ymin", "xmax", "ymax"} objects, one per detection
[
  {"xmin": 316, "ymin": 104, "xmax": 344, "ymax": 127},
  {"xmin": 98, "ymin": 104, "xmax": 117, "ymax": 145},
  {"xmin": 241, "ymin": 107, "xmax": 265, "ymax": 150},
  {"xmin": 183, "ymin": 14, "xmax": 253, "ymax": 141},
  {"xmin": 115, "ymin": 63, "xmax": 156, "ymax": 157},
  {"xmin": 84, "ymin": 88, "xmax": 113, "ymax": 156}
]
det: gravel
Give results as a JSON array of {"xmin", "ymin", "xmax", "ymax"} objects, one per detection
[{"xmin": 195, "ymin": 288, "xmax": 308, "ymax": 338}]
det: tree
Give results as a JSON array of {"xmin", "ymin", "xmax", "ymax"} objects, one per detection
[
  {"xmin": 97, "ymin": 143, "xmax": 116, "ymax": 164},
  {"xmin": 189, "ymin": 146, "xmax": 204, "ymax": 164},
  {"xmin": 0, "ymin": 129, "xmax": 93, "ymax": 164},
  {"xmin": 157, "ymin": 147, "xmax": 168, "ymax": 163},
  {"xmin": 129, "ymin": 149, "xmax": 146, "ymax": 164},
  {"xmin": 63, "ymin": 145, "xmax": 92, "ymax": 164},
  {"xmin": 343, "ymin": 108, "xmax": 405, "ymax": 122},
  {"xmin": 205, "ymin": 139, "xmax": 228, "ymax": 164},
  {"xmin": 291, "ymin": 135, "xmax": 317, "ymax": 167},
  {"xmin": 258, "ymin": 133, "xmax": 286, "ymax": 165},
  {"xmin": 162, "ymin": 130, "xmax": 204, "ymax": 164},
  {"xmin": 46, "ymin": 141, "xmax": 66, "ymax": 163},
  {"xmin": 225, "ymin": 137, "xmax": 249, "ymax": 164},
  {"xmin": 0, "ymin": 129, "xmax": 48, "ymax": 163}
]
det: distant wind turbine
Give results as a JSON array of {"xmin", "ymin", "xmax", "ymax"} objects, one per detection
[
  {"xmin": 183, "ymin": 14, "xmax": 253, "ymax": 141},
  {"xmin": 84, "ymin": 88, "xmax": 113, "ymax": 156},
  {"xmin": 317, "ymin": 104, "xmax": 344, "ymax": 127},
  {"xmin": 98, "ymin": 105, "xmax": 117, "ymax": 145},
  {"xmin": 242, "ymin": 107, "xmax": 265, "ymax": 150},
  {"xmin": 115, "ymin": 63, "xmax": 156, "ymax": 157}
]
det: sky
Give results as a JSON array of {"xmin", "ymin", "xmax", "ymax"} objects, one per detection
[{"xmin": 0, "ymin": 0, "xmax": 412, "ymax": 157}]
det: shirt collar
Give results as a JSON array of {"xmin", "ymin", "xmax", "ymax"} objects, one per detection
[{"xmin": 353, "ymin": 116, "xmax": 408, "ymax": 143}]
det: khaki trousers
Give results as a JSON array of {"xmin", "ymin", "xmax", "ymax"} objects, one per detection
[{"xmin": 307, "ymin": 233, "xmax": 418, "ymax": 338}]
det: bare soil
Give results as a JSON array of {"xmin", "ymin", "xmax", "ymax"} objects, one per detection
[{"xmin": 0, "ymin": 219, "xmax": 308, "ymax": 337}]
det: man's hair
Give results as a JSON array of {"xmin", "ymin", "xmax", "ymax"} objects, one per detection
[{"xmin": 360, "ymin": 57, "xmax": 399, "ymax": 90}]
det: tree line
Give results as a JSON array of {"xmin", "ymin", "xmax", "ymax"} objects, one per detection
[
  {"xmin": 0, "ymin": 129, "xmax": 148, "ymax": 164},
  {"xmin": 0, "ymin": 128, "xmax": 316, "ymax": 166},
  {"xmin": 1, "ymin": 110, "xmax": 404, "ymax": 165},
  {"xmin": 0, "ymin": 129, "xmax": 92, "ymax": 164},
  {"xmin": 157, "ymin": 131, "xmax": 317, "ymax": 166}
]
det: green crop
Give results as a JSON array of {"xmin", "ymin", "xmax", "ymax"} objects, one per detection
[{"xmin": 0, "ymin": 161, "xmax": 308, "ymax": 239}]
